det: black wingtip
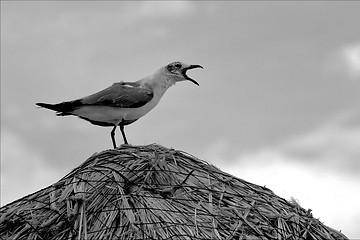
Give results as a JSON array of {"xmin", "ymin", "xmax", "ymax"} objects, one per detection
[
  {"xmin": 36, "ymin": 102, "xmax": 62, "ymax": 112},
  {"xmin": 36, "ymin": 102, "xmax": 54, "ymax": 109},
  {"xmin": 36, "ymin": 100, "xmax": 83, "ymax": 113},
  {"xmin": 36, "ymin": 102, "xmax": 48, "ymax": 108},
  {"xmin": 36, "ymin": 102, "xmax": 45, "ymax": 107}
]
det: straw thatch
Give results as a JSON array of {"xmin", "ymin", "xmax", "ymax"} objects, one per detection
[{"xmin": 0, "ymin": 144, "xmax": 347, "ymax": 240}]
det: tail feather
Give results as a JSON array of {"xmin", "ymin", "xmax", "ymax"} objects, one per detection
[{"xmin": 36, "ymin": 100, "xmax": 82, "ymax": 115}]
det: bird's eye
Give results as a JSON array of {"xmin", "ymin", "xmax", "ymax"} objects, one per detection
[
  {"xmin": 166, "ymin": 65, "xmax": 173, "ymax": 72},
  {"xmin": 175, "ymin": 63, "xmax": 182, "ymax": 68}
]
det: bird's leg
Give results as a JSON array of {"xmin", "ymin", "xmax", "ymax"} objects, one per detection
[
  {"xmin": 111, "ymin": 126, "xmax": 117, "ymax": 149},
  {"xmin": 119, "ymin": 123, "xmax": 128, "ymax": 145}
]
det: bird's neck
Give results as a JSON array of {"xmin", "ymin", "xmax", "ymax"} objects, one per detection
[{"xmin": 143, "ymin": 74, "xmax": 176, "ymax": 96}]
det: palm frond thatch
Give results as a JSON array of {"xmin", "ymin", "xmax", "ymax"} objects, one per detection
[{"xmin": 0, "ymin": 144, "xmax": 347, "ymax": 239}]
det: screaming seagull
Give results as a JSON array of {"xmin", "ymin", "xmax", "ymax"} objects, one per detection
[{"xmin": 36, "ymin": 61, "xmax": 203, "ymax": 148}]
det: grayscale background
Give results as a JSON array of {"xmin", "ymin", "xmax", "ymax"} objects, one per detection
[{"xmin": 1, "ymin": 1, "xmax": 360, "ymax": 238}]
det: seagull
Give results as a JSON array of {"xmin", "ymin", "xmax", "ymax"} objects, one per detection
[{"xmin": 36, "ymin": 61, "xmax": 203, "ymax": 148}]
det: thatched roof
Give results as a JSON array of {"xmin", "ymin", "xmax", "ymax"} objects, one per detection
[{"xmin": 0, "ymin": 144, "xmax": 347, "ymax": 240}]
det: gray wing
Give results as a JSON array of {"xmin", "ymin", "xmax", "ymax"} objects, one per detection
[{"xmin": 81, "ymin": 82, "xmax": 154, "ymax": 108}]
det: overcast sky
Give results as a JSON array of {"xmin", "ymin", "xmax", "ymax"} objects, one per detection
[{"xmin": 1, "ymin": 1, "xmax": 360, "ymax": 238}]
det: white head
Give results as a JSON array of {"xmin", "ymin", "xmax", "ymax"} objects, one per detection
[{"xmin": 162, "ymin": 61, "xmax": 203, "ymax": 86}]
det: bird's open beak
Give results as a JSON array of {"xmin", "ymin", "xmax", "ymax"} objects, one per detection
[{"xmin": 182, "ymin": 65, "xmax": 203, "ymax": 86}]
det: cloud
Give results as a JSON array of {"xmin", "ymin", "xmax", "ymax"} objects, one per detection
[
  {"xmin": 105, "ymin": 1, "xmax": 195, "ymax": 27},
  {"xmin": 136, "ymin": 1, "xmax": 194, "ymax": 19},
  {"xmin": 206, "ymin": 111, "xmax": 360, "ymax": 174},
  {"xmin": 2, "ymin": 2, "xmax": 196, "ymax": 41},
  {"xmin": 1, "ymin": 130, "xmax": 63, "ymax": 206},
  {"xmin": 280, "ymin": 111, "xmax": 360, "ymax": 174},
  {"xmin": 341, "ymin": 43, "xmax": 360, "ymax": 78},
  {"xmin": 327, "ymin": 42, "xmax": 360, "ymax": 79},
  {"xmin": 324, "ymin": 42, "xmax": 360, "ymax": 80}
]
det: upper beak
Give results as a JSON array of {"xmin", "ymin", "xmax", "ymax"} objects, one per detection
[{"xmin": 182, "ymin": 64, "xmax": 203, "ymax": 86}]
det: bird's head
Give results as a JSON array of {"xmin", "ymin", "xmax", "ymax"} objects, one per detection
[{"xmin": 164, "ymin": 61, "xmax": 203, "ymax": 86}]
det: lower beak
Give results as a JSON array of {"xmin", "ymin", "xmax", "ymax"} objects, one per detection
[{"xmin": 182, "ymin": 65, "xmax": 203, "ymax": 86}]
